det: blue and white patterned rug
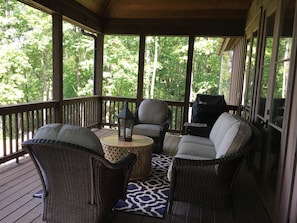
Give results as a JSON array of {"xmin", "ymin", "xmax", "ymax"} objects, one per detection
[
  {"xmin": 115, "ymin": 153, "xmax": 172, "ymax": 218},
  {"xmin": 33, "ymin": 153, "xmax": 172, "ymax": 218}
]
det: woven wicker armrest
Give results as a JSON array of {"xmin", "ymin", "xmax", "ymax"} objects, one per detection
[
  {"xmin": 162, "ymin": 122, "xmax": 170, "ymax": 132},
  {"xmin": 171, "ymin": 158, "xmax": 220, "ymax": 184},
  {"xmin": 171, "ymin": 153, "xmax": 243, "ymax": 180},
  {"xmin": 91, "ymin": 153, "xmax": 136, "ymax": 200},
  {"xmin": 169, "ymin": 155, "xmax": 244, "ymax": 211},
  {"xmin": 103, "ymin": 152, "xmax": 136, "ymax": 169},
  {"xmin": 111, "ymin": 153, "xmax": 137, "ymax": 197}
]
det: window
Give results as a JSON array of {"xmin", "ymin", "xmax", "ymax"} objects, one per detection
[
  {"xmin": 143, "ymin": 36, "xmax": 188, "ymax": 101},
  {"xmin": 63, "ymin": 21, "xmax": 95, "ymax": 98},
  {"xmin": 245, "ymin": 31, "xmax": 258, "ymax": 117},
  {"xmin": 191, "ymin": 37, "xmax": 222, "ymax": 101},
  {"xmin": 103, "ymin": 35, "xmax": 139, "ymax": 97},
  {"xmin": 218, "ymin": 51, "xmax": 233, "ymax": 103},
  {"xmin": 266, "ymin": 0, "xmax": 295, "ymax": 192},
  {"xmin": 258, "ymin": 13, "xmax": 276, "ymax": 118},
  {"xmin": 0, "ymin": 0, "xmax": 52, "ymax": 104}
]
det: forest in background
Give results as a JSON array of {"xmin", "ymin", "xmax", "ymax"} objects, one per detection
[{"xmin": 0, "ymin": 0, "xmax": 232, "ymax": 106}]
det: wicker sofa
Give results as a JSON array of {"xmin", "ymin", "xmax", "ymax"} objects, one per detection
[{"xmin": 167, "ymin": 112, "xmax": 259, "ymax": 212}]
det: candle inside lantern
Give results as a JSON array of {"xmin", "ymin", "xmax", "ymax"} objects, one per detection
[{"xmin": 125, "ymin": 128, "xmax": 131, "ymax": 136}]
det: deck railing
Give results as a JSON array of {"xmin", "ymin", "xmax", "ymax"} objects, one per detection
[
  {"xmin": 0, "ymin": 96, "xmax": 187, "ymax": 164},
  {"xmin": 100, "ymin": 96, "xmax": 186, "ymax": 133},
  {"xmin": 101, "ymin": 96, "xmax": 137, "ymax": 128},
  {"xmin": 62, "ymin": 96, "xmax": 101, "ymax": 128},
  {"xmin": 0, "ymin": 101, "xmax": 58, "ymax": 164},
  {"xmin": 0, "ymin": 96, "xmax": 237, "ymax": 164},
  {"xmin": 0, "ymin": 97, "xmax": 101, "ymax": 164}
]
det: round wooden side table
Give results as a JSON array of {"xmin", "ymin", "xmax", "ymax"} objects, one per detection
[{"xmin": 100, "ymin": 134, "xmax": 154, "ymax": 180}]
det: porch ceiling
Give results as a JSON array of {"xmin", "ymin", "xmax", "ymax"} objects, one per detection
[
  {"xmin": 75, "ymin": 0, "xmax": 251, "ymax": 20},
  {"xmin": 73, "ymin": 0, "xmax": 252, "ymax": 35},
  {"xmin": 24, "ymin": 0, "xmax": 252, "ymax": 35}
]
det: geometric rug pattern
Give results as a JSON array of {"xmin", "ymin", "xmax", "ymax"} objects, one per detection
[
  {"xmin": 33, "ymin": 153, "xmax": 172, "ymax": 219},
  {"xmin": 115, "ymin": 153, "xmax": 172, "ymax": 218}
]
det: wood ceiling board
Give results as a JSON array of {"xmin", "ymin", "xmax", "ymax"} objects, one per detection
[
  {"xmin": 103, "ymin": 18, "xmax": 246, "ymax": 36},
  {"xmin": 75, "ymin": 0, "xmax": 111, "ymax": 15},
  {"xmin": 105, "ymin": 0, "xmax": 251, "ymax": 11},
  {"xmin": 106, "ymin": 9, "xmax": 249, "ymax": 19},
  {"xmin": 75, "ymin": 0, "xmax": 251, "ymax": 19},
  {"xmin": 25, "ymin": 0, "xmax": 250, "ymax": 34}
]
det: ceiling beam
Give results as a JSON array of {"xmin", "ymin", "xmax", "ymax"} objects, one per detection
[
  {"xmin": 21, "ymin": 0, "xmax": 103, "ymax": 33},
  {"xmin": 103, "ymin": 18, "xmax": 246, "ymax": 36}
]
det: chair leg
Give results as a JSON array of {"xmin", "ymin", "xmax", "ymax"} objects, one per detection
[
  {"xmin": 104, "ymin": 210, "xmax": 116, "ymax": 223},
  {"xmin": 167, "ymin": 201, "xmax": 173, "ymax": 214},
  {"xmin": 155, "ymin": 141, "xmax": 164, "ymax": 153},
  {"xmin": 230, "ymin": 207, "xmax": 235, "ymax": 220}
]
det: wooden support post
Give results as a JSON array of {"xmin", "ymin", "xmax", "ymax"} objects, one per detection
[
  {"xmin": 184, "ymin": 35, "xmax": 195, "ymax": 124},
  {"xmin": 52, "ymin": 13, "xmax": 63, "ymax": 123},
  {"xmin": 96, "ymin": 34, "xmax": 104, "ymax": 127},
  {"xmin": 137, "ymin": 35, "xmax": 145, "ymax": 107}
]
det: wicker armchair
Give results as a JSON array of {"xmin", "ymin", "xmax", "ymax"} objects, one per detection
[
  {"xmin": 23, "ymin": 124, "xmax": 136, "ymax": 223},
  {"xmin": 168, "ymin": 120, "xmax": 260, "ymax": 213},
  {"xmin": 133, "ymin": 99, "xmax": 171, "ymax": 153}
]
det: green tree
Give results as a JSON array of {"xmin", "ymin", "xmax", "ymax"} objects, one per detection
[
  {"xmin": 103, "ymin": 35, "xmax": 139, "ymax": 97},
  {"xmin": 144, "ymin": 36, "xmax": 188, "ymax": 101},
  {"xmin": 0, "ymin": 1, "xmax": 226, "ymax": 106},
  {"xmin": 191, "ymin": 37, "xmax": 221, "ymax": 99},
  {"xmin": 21, "ymin": 7, "xmax": 52, "ymax": 102},
  {"xmin": 219, "ymin": 51, "xmax": 233, "ymax": 102},
  {"xmin": 63, "ymin": 23, "xmax": 94, "ymax": 98},
  {"xmin": 0, "ymin": 0, "xmax": 52, "ymax": 104}
]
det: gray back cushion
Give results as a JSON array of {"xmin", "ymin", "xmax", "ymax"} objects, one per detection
[
  {"xmin": 209, "ymin": 112, "xmax": 238, "ymax": 150},
  {"xmin": 209, "ymin": 113, "xmax": 252, "ymax": 158},
  {"xmin": 138, "ymin": 99, "xmax": 169, "ymax": 125},
  {"xmin": 33, "ymin": 123, "xmax": 104, "ymax": 156}
]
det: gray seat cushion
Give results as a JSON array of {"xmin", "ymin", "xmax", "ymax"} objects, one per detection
[
  {"xmin": 33, "ymin": 123, "xmax": 104, "ymax": 156},
  {"xmin": 177, "ymin": 142, "xmax": 216, "ymax": 159},
  {"xmin": 133, "ymin": 124, "xmax": 162, "ymax": 137},
  {"xmin": 168, "ymin": 139, "xmax": 216, "ymax": 181},
  {"xmin": 179, "ymin": 135, "xmax": 213, "ymax": 147}
]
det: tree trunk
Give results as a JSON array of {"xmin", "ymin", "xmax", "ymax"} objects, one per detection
[
  {"xmin": 150, "ymin": 36, "xmax": 158, "ymax": 98},
  {"xmin": 144, "ymin": 37, "xmax": 151, "ymax": 98}
]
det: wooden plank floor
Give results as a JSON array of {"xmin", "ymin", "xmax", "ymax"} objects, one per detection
[{"xmin": 0, "ymin": 128, "xmax": 259, "ymax": 223}]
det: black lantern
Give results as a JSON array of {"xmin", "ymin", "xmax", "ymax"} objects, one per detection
[{"xmin": 117, "ymin": 102, "xmax": 134, "ymax": 141}]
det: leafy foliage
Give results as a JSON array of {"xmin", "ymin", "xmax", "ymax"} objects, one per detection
[
  {"xmin": 0, "ymin": 0, "xmax": 52, "ymax": 104},
  {"xmin": 143, "ymin": 36, "xmax": 188, "ymax": 101},
  {"xmin": 103, "ymin": 35, "xmax": 139, "ymax": 97},
  {"xmin": 0, "ymin": 1, "xmax": 229, "ymax": 105},
  {"xmin": 63, "ymin": 24, "xmax": 94, "ymax": 98},
  {"xmin": 191, "ymin": 37, "xmax": 221, "ymax": 100}
]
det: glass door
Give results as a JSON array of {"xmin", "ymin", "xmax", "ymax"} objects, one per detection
[
  {"xmin": 243, "ymin": 28, "xmax": 259, "ymax": 123},
  {"xmin": 255, "ymin": 11, "xmax": 276, "ymax": 188},
  {"xmin": 253, "ymin": 0, "xmax": 296, "ymax": 218}
]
